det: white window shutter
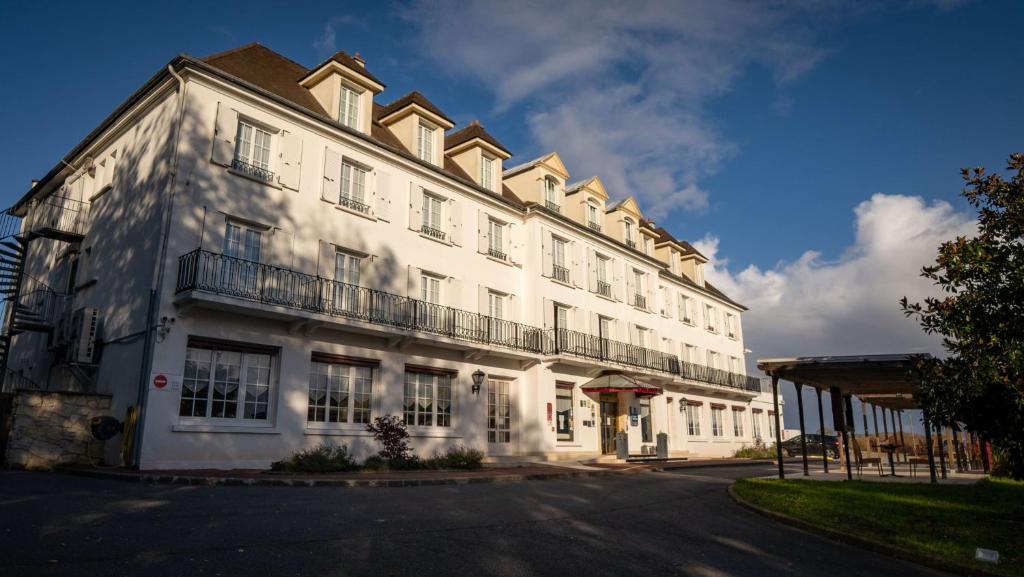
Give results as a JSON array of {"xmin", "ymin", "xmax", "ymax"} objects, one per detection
[
  {"xmin": 589, "ymin": 311, "xmax": 600, "ymax": 334},
  {"xmin": 542, "ymin": 298, "xmax": 554, "ymax": 329},
  {"xmin": 212, "ymin": 102, "xmax": 237, "ymax": 167},
  {"xmin": 447, "ymin": 276, "xmax": 462, "ymax": 307},
  {"xmin": 612, "ymin": 259, "xmax": 623, "ymax": 301},
  {"xmin": 646, "ymin": 276, "xmax": 655, "ymax": 312},
  {"xmin": 626, "ymin": 268, "xmax": 636, "ymax": 302},
  {"xmin": 628, "ymin": 323, "xmax": 638, "ymax": 345},
  {"xmin": 318, "ymin": 240, "xmax": 337, "ymax": 278},
  {"xmin": 587, "ymin": 248, "xmax": 598, "ymax": 292},
  {"xmin": 478, "ymin": 284, "xmax": 488, "ymax": 315},
  {"xmin": 573, "ymin": 307, "xmax": 586, "ymax": 332},
  {"xmin": 278, "ymin": 130, "xmax": 302, "ymax": 190},
  {"xmin": 373, "ymin": 171, "xmax": 391, "ymax": 222},
  {"xmin": 541, "ymin": 229, "xmax": 553, "ymax": 277},
  {"xmin": 508, "ymin": 223, "xmax": 521, "ymax": 263},
  {"xmin": 407, "ymin": 265, "xmax": 422, "ymax": 299},
  {"xmin": 322, "ymin": 148, "xmax": 341, "ymax": 203},
  {"xmin": 408, "ymin": 184, "xmax": 423, "ymax": 232},
  {"xmin": 572, "ymin": 241, "xmax": 585, "ymax": 288},
  {"xmin": 448, "ymin": 199, "xmax": 462, "ymax": 245},
  {"xmin": 509, "ymin": 293, "xmax": 519, "ymax": 322},
  {"xmin": 477, "ymin": 210, "xmax": 488, "ymax": 254}
]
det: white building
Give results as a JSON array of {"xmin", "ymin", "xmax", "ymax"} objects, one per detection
[{"xmin": 0, "ymin": 43, "xmax": 783, "ymax": 469}]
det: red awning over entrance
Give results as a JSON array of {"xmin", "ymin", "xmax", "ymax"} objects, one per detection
[{"xmin": 580, "ymin": 373, "xmax": 663, "ymax": 397}]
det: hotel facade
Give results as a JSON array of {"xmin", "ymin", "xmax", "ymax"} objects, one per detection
[{"xmin": 0, "ymin": 44, "xmax": 783, "ymax": 469}]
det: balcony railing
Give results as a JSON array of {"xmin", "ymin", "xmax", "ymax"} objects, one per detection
[
  {"xmin": 587, "ymin": 221, "xmax": 602, "ymax": 232},
  {"xmin": 626, "ymin": 239, "xmax": 636, "ymax": 249},
  {"xmin": 552, "ymin": 265, "xmax": 570, "ymax": 283},
  {"xmin": 231, "ymin": 158, "xmax": 275, "ymax": 183},
  {"xmin": 633, "ymin": 294, "xmax": 647, "ymax": 309},
  {"xmin": 596, "ymin": 281, "xmax": 612, "ymax": 298},
  {"xmin": 338, "ymin": 195, "xmax": 371, "ymax": 214},
  {"xmin": 544, "ymin": 200, "xmax": 561, "ymax": 213},
  {"xmin": 420, "ymin": 224, "xmax": 446, "ymax": 241},
  {"xmin": 24, "ymin": 195, "xmax": 90, "ymax": 239},
  {"xmin": 176, "ymin": 249, "xmax": 545, "ymax": 354},
  {"xmin": 175, "ymin": 249, "xmax": 763, "ymax": 392},
  {"xmin": 487, "ymin": 247, "xmax": 507, "ymax": 261}
]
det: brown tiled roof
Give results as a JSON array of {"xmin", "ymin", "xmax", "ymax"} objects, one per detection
[
  {"xmin": 203, "ymin": 43, "xmax": 327, "ymax": 115},
  {"xmin": 445, "ymin": 121, "xmax": 511, "ymax": 156},
  {"xmin": 317, "ymin": 50, "xmax": 385, "ymax": 87},
  {"xmin": 651, "ymin": 226, "xmax": 707, "ymax": 259},
  {"xmin": 704, "ymin": 281, "xmax": 746, "ymax": 311},
  {"xmin": 378, "ymin": 91, "xmax": 454, "ymax": 125}
]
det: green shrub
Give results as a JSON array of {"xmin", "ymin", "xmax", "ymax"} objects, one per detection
[
  {"xmin": 733, "ymin": 445, "xmax": 777, "ymax": 459},
  {"xmin": 361, "ymin": 455, "xmax": 388, "ymax": 471},
  {"xmin": 271, "ymin": 442, "xmax": 359, "ymax": 473},
  {"xmin": 427, "ymin": 446, "xmax": 485, "ymax": 470}
]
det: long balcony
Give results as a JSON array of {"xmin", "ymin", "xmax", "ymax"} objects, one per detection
[
  {"xmin": 23, "ymin": 195, "xmax": 90, "ymax": 241},
  {"xmin": 175, "ymin": 250, "xmax": 763, "ymax": 393}
]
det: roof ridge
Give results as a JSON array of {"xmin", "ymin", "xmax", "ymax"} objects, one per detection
[{"xmin": 201, "ymin": 42, "xmax": 264, "ymax": 62}]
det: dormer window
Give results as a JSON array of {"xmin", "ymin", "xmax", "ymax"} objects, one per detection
[
  {"xmin": 544, "ymin": 177, "xmax": 560, "ymax": 212},
  {"xmin": 339, "ymin": 84, "xmax": 360, "ymax": 129},
  {"xmin": 417, "ymin": 122, "xmax": 436, "ymax": 163},
  {"xmin": 624, "ymin": 219, "xmax": 636, "ymax": 248},
  {"xmin": 587, "ymin": 202, "xmax": 601, "ymax": 231},
  {"xmin": 481, "ymin": 155, "xmax": 495, "ymax": 191}
]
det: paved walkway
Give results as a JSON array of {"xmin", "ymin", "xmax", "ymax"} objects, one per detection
[{"xmin": 0, "ymin": 462, "xmax": 952, "ymax": 577}]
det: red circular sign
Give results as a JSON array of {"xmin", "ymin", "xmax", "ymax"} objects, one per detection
[{"xmin": 153, "ymin": 374, "xmax": 168, "ymax": 389}]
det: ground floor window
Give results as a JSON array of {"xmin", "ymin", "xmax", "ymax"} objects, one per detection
[
  {"xmin": 308, "ymin": 358, "xmax": 373, "ymax": 424},
  {"xmin": 179, "ymin": 342, "xmax": 274, "ymax": 420},
  {"xmin": 555, "ymin": 383, "xmax": 574, "ymax": 442},
  {"xmin": 686, "ymin": 403, "xmax": 701, "ymax": 436},
  {"xmin": 487, "ymin": 379, "xmax": 511, "ymax": 443},
  {"xmin": 768, "ymin": 411, "xmax": 777, "ymax": 439},
  {"xmin": 639, "ymin": 397, "xmax": 653, "ymax": 443},
  {"xmin": 711, "ymin": 406, "xmax": 725, "ymax": 437},
  {"xmin": 404, "ymin": 369, "xmax": 453, "ymax": 427},
  {"xmin": 752, "ymin": 410, "xmax": 763, "ymax": 439},
  {"xmin": 732, "ymin": 407, "xmax": 744, "ymax": 437}
]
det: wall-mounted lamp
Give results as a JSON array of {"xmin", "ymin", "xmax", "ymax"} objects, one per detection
[
  {"xmin": 678, "ymin": 398, "xmax": 687, "ymax": 413},
  {"xmin": 471, "ymin": 369, "xmax": 486, "ymax": 395}
]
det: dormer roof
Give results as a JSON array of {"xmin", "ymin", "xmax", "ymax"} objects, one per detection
[
  {"xmin": 606, "ymin": 196, "xmax": 643, "ymax": 218},
  {"xmin": 652, "ymin": 226, "xmax": 708, "ymax": 261},
  {"xmin": 378, "ymin": 91, "xmax": 454, "ymax": 129},
  {"xmin": 299, "ymin": 50, "xmax": 385, "ymax": 93},
  {"xmin": 445, "ymin": 120, "xmax": 512, "ymax": 158},
  {"xmin": 502, "ymin": 151, "xmax": 569, "ymax": 180},
  {"xmin": 565, "ymin": 176, "xmax": 608, "ymax": 200}
]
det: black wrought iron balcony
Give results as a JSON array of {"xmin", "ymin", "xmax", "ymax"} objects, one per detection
[
  {"xmin": 626, "ymin": 239, "xmax": 636, "ymax": 249},
  {"xmin": 587, "ymin": 221, "xmax": 602, "ymax": 232},
  {"xmin": 175, "ymin": 249, "xmax": 546, "ymax": 354},
  {"xmin": 487, "ymin": 247, "xmax": 507, "ymax": 261},
  {"xmin": 23, "ymin": 195, "xmax": 90, "ymax": 241},
  {"xmin": 338, "ymin": 195, "xmax": 371, "ymax": 214},
  {"xmin": 420, "ymin": 224, "xmax": 447, "ymax": 241},
  {"xmin": 633, "ymin": 294, "xmax": 647, "ymax": 309},
  {"xmin": 596, "ymin": 281, "xmax": 612, "ymax": 298},
  {"xmin": 552, "ymin": 265, "xmax": 570, "ymax": 283},
  {"xmin": 231, "ymin": 158, "xmax": 275, "ymax": 183},
  {"xmin": 544, "ymin": 200, "xmax": 561, "ymax": 213}
]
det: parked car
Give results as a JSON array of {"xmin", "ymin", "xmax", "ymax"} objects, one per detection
[{"xmin": 781, "ymin": 434, "xmax": 839, "ymax": 458}]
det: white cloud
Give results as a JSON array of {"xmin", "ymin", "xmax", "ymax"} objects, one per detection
[
  {"xmin": 404, "ymin": 0, "xmax": 834, "ymax": 219},
  {"xmin": 694, "ymin": 193, "xmax": 976, "ymax": 367}
]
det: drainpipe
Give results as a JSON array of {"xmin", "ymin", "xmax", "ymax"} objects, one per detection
[{"xmin": 130, "ymin": 63, "xmax": 188, "ymax": 468}]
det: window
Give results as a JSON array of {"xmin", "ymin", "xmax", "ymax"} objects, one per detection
[
  {"xmin": 419, "ymin": 274, "xmax": 442, "ymax": 329},
  {"xmin": 596, "ymin": 255, "xmax": 611, "ymax": 297},
  {"xmin": 481, "ymin": 155, "xmax": 495, "ymax": 191},
  {"xmin": 639, "ymin": 397, "xmax": 652, "ymax": 443},
  {"xmin": 686, "ymin": 403, "xmax": 701, "ymax": 436},
  {"xmin": 544, "ymin": 178, "xmax": 559, "ymax": 212},
  {"xmin": 644, "ymin": 236, "xmax": 653, "ymax": 255},
  {"xmin": 752, "ymin": 410, "xmax": 763, "ymax": 439},
  {"xmin": 624, "ymin": 219, "xmax": 636, "ymax": 248},
  {"xmin": 488, "ymin": 218, "xmax": 506, "ymax": 259},
  {"xmin": 632, "ymin": 269, "xmax": 646, "ymax": 308},
  {"xmin": 487, "ymin": 379, "xmax": 511, "ymax": 443},
  {"xmin": 224, "ymin": 222, "xmax": 261, "ymax": 262},
  {"xmin": 707, "ymin": 350, "xmax": 720, "ymax": 369},
  {"xmin": 404, "ymin": 369, "xmax": 452, "ymax": 427},
  {"xmin": 556, "ymin": 384, "xmax": 574, "ymax": 442},
  {"xmin": 421, "ymin": 193, "xmax": 445, "ymax": 239},
  {"xmin": 598, "ymin": 316, "xmax": 613, "ymax": 357},
  {"xmin": 333, "ymin": 251, "xmax": 362, "ymax": 312},
  {"xmin": 179, "ymin": 345, "xmax": 274, "ymax": 420},
  {"xmin": 223, "ymin": 222, "xmax": 261, "ymax": 292},
  {"xmin": 551, "ymin": 236, "xmax": 569, "ymax": 282},
  {"xmin": 729, "ymin": 356, "xmax": 742, "ymax": 374},
  {"xmin": 587, "ymin": 203, "xmax": 600, "ymax": 231},
  {"xmin": 340, "ymin": 161, "xmax": 369, "ymax": 213},
  {"xmin": 725, "ymin": 313, "xmax": 737, "ymax": 338},
  {"xmin": 705, "ymin": 304, "xmax": 718, "ymax": 332},
  {"xmin": 768, "ymin": 412, "xmax": 777, "ymax": 439},
  {"xmin": 711, "ymin": 406, "xmax": 725, "ymax": 437},
  {"xmin": 339, "ymin": 84, "xmax": 360, "ymax": 129},
  {"xmin": 679, "ymin": 295, "xmax": 693, "ymax": 324},
  {"xmin": 308, "ymin": 360, "xmax": 373, "ymax": 424},
  {"xmin": 554, "ymin": 303, "xmax": 570, "ymax": 349},
  {"xmin": 417, "ymin": 122, "xmax": 435, "ymax": 163},
  {"xmin": 234, "ymin": 120, "xmax": 273, "ymax": 175},
  {"xmin": 732, "ymin": 407, "xmax": 745, "ymax": 437},
  {"xmin": 683, "ymin": 343, "xmax": 698, "ymax": 364},
  {"xmin": 635, "ymin": 326, "xmax": 649, "ymax": 348}
]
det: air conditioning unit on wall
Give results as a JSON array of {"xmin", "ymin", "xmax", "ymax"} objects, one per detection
[{"xmin": 65, "ymin": 307, "xmax": 99, "ymax": 364}]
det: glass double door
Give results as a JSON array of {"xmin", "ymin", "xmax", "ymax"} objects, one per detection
[{"xmin": 600, "ymin": 399, "xmax": 619, "ymax": 454}]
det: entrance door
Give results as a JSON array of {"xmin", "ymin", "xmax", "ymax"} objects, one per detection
[
  {"xmin": 600, "ymin": 400, "xmax": 618, "ymax": 454},
  {"xmin": 487, "ymin": 379, "xmax": 512, "ymax": 450}
]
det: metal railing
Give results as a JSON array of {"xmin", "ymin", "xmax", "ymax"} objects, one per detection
[
  {"xmin": 420, "ymin": 224, "xmax": 446, "ymax": 241},
  {"xmin": 596, "ymin": 281, "xmax": 612, "ymax": 298},
  {"xmin": 626, "ymin": 239, "xmax": 636, "ymax": 249},
  {"xmin": 487, "ymin": 248, "xmax": 507, "ymax": 261},
  {"xmin": 587, "ymin": 221, "xmax": 602, "ymax": 232},
  {"xmin": 176, "ymin": 249, "xmax": 545, "ymax": 354},
  {"xmin": 0, "ymin": 209, "xmax": 22, "ymax": 239},
  {"xmin": 544, "ymin": 201, "xmax": 561, "ymax": 213},
  {"xmin": 176, "ymin": 250, "xmax": 763, "ymax": 392},
  {"xmin": 11, "ymin": 274, "xmax": 70, "ymax": 329},
  {"xmin": 231, "ymin": 158, "xmax": 275, "ymax": 183},
  {"xmin": 552, "ymin": 265, "xmax": 570, "ymax": 283},
  {"xmin": 339, "ymin": 195, "xmax": 371, "ymax": 214},
  {"xmin": 24, "ymin": 195, "xmax": 89, "ymax": 239},
  {"xmin": 633, "ymin": 294, "xmax": 647, "ymax": 309}
]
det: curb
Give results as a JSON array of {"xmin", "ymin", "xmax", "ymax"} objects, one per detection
[
  {"xmin": 56, "ymin": 465, "xmax": 627, "ymax": 488},
  {"xmin": 726, "ymin": 482, "xmax": 1005, "ymax": 577},
  {"xmin": 649, "ymin": 458, "xmax": 801, "ymax": 472}
]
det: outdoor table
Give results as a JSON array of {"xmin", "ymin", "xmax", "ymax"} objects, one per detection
[{"xmin": 879, "ymin": 442, "xmax": 901, "ymax": 476}]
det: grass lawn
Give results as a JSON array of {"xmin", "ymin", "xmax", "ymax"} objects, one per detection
[{"xmin": 733, "ymin": 477, "xmax": 1024, "ymax": 577}]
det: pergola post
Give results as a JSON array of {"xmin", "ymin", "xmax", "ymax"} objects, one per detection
[
  {"xmin": 871, "ymin": 403, "xmax": 880, "ymax": 449},
  {"xmin": 889, "ymin": 409, "xmax": 899, "ymax": 460},
  {"xmin": 795, "ymin": 382, "xmax": 809, "ymax": 476},
  {"xmin": 935, "ymin": 423, "xmax": 948, "ymax": 480},
  {"xmin": 815, "ymin": 386, "xmax": 829, "ymax": 473},
  {"xmin": 771, "ymin": 375, "xmax": 784, "ymax": 480},
  {"xmin": 922, "ymin": 408, "xmax": 937, "ymax": 483},
  {"xmin": 881, "ymin": 407, "xmax": 890, "ymax": 441},
  {"xmin": 897, "ymin": 410, "xmax": 906, "ymax": 462},
  {"xmin": 844, "ymin": 394, "xmax": 857, "ymax": 481}
]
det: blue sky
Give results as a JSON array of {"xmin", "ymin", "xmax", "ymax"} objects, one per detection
[{"xmin": 1, "ymin": 0, "xmax": 1020, "ymax": 431}]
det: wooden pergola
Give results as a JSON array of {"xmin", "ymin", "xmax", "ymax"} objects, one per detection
[{"xmin": 756, "ymin": 354, "xmax": 940, "ymax": 483}]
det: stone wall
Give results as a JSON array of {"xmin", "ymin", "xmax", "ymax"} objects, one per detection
[{"xmin": 5, "ymin": 390, "xmax": 112, "ymax": 470}]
